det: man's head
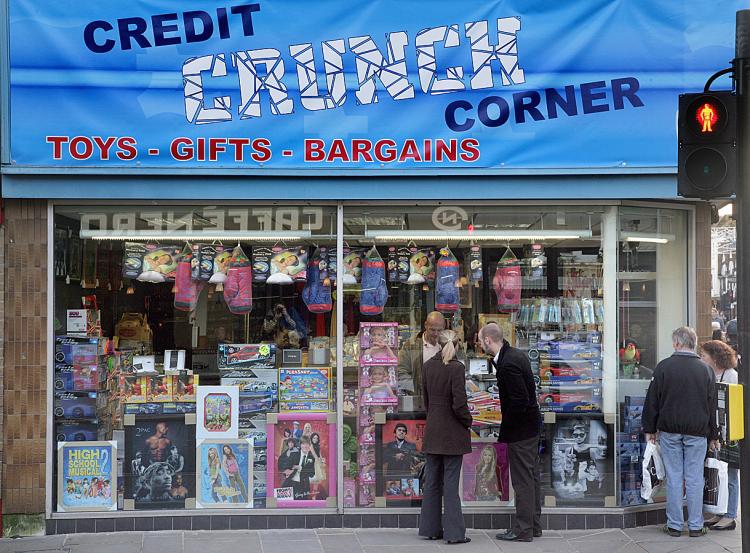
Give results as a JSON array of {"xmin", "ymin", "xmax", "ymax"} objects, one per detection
[
  {"xmin": 423, "ymin": 312, "xmax": 446, "ymax": 345},
  {"xmin": 672, "ymin": 326, "xmax": 697, "ymax": 353},
  {"xmin": 300, "ymin": 436, "xmax": 311, "ymax": 454},
  {"xmin": 478, "ymin": 323, "xmax": 504, "ymax": 356},
  {"xmin": 394, "ymin": 423, "xmax": 408, "ymax": 440},
  {"xmin": 155, "ymin": 422, "xmax": 168, "ymax": 436}
]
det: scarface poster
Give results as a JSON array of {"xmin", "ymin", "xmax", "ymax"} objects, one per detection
[
  {"xmin": 375, "ymin": 415, "xmax": 426, "ymax": 507},
  {"xmin": 550, "ymin": 417, "xmax": 613, "ymax": 505},
  {"xmin": 124, "ymin": 416, "xmax": 195, "ymax": 509}
]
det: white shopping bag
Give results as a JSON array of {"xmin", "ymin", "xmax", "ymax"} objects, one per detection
[
  {"xmin": 641, "ymin": 441, "xmax": 665, "ymax": 501},
  {"xmin": 703, "ymin": 454, "xmax": 729, "ymax": 515}
]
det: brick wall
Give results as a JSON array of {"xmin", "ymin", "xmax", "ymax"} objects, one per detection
[{"xmin": 2, "ymin": 200, "xmax": 47, "ymax": 514}]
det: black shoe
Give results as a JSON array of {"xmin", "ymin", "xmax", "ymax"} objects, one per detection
[
  {"xmin": 533, "ymin": 529, "xmax": 543, "ymax": 538},
  {"xmin": 445, "ymin": 537, "xmax": 471, "ymax": 544},
  {"xmin": 421, "ymin": 534, "xmax": 443, "ymax": 540},
  {"xmin": 662, "ymin": 525, "xmax": 681, "ymax": 537},
  {"xmin": 495, "ymin": 531, "xmax": 532, "ymax": 542},
  {"xmin": 689, "ymin": 527, "xmax": 708, "ymax": 537}
]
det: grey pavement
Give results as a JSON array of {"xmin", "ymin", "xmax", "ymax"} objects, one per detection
[{"xmin": 0, "ymin": 526, "xmax": 743, "ymax": 553}]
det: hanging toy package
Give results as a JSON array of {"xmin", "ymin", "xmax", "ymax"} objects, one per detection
[
  {"xmin": 360, "ymin": 247, "xmax": 388, "ymax": 316},
  {"xmin": 302, "ymin": 247, "xmax": 333, "ymax": 313},
  {"xmin": 267, "ymin": 246, "xmax": 308, "ymax": 285},
  {"xmin": 468, "ymin": 244, "xmax": 483, "ymax": 283},
  {"xmin": 397, "ymin": 247, "xmax": 411, "ymax": 283},
  {"xmin": 209, "ymin": 247, "xmax": 232, "ymax": 287},
  {"xmin": 407, "ymin": 248, "xmax": 435, "ymax": 285},
  {"xmin": 387, "ymin": 247, "xmax": 399, "ymax": 283},
  {"xmin": 223, "ymin": 244, "xmax": 253, "ymax": 315},
  {"xmin": 493, "ymin": 247, "xmax": 522, "ymax": 313},
  {"xmin": 174, "ymin": 244, "xmax": 204, "ymax": 312},
  {"xmin": 342, "ymin": 248, "xmax": 365, "ymax": 285},
  {"xmin": 435, "ymin": 247, "xmax": 460, "ymax": 313}
]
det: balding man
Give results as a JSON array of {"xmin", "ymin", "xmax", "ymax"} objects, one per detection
[
  {"xmin": 397, "ymin": 312, "xmax": 446, "ymax": 409},
  {"xmin": 479, "ymin": 323, "xmax": 541, "ymax": 543}
]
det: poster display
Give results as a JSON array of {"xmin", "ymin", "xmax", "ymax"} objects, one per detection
[
  {"xmin": 196, "ymin": 438, "xmax": 253, "ymax": 508},
  {"xmin": 124, "ymin": 416, "xmax": 195, "ymax": 510},
  {"xmin": 267, "ymin": 413, "xmax": 336, "ymax": 507},
  {"xmin": 376, "ymin": 416, "xmax": 426, "ymax": 506},
  {"xmin": 57, "ymin": 441, "xmax": 117, "ymax": 512},
  {"xmin": 550, "ymin": 417, "xmax": 613, "ymax": 504},
  {"xmin": 460, "ymin": 440, "xmax": 511, "ymax": 506},
  {"xmin": 196, "ymin": 386, "xmax": 240, "ymax": 440}
]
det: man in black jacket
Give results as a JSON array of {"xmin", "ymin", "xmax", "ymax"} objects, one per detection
[
  {"xmin": 479, "ymin": 323, "xmax": 542, "ymax": 542},
  {"xmin": 642, "ymin": 326, "xmax": 719, "ymax": 538}
]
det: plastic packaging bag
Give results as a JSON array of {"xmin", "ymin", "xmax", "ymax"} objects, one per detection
[
  {"xmin": 703, "ymin": 453, "xmax": 729, "ymax": 515},
  {"xmin": 640, "ymin": 441, "xmax": 665, "ymax": 501}
]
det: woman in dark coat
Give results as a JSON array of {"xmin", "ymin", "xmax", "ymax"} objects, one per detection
[{"xmin": 418, "ymin": 329, "xmax": 473, "ymax": 545}]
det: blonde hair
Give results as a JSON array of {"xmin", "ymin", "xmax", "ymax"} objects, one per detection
[{"xmin": 438, "ymin": 329, "xmax": 460, "ymax": 365}]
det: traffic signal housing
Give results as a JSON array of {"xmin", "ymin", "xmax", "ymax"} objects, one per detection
[{"xmin": 678, "ymin": 91, "xmax": 737, "ymax": 198}]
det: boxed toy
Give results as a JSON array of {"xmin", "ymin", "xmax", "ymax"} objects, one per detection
[
  {"xmin": 218, "ymin": 343, "xmax": 277, "ymax": 370},
  {"xmin": 53, "ymin": 392, "xmax": 97, "ymax": 419},
  {"xmin": 55, "ymin": 336, "xmax": 100, "ymax": 365},
  {"xmin": 55, "ymin": 421, "xmax": 98, "ymax": 442},
  {"xmin": 54, "ymin": 365, "xmax": 98, "ymax": 392},
  {"xmin": 172, "ymin": 373, "xmax": 198, "ymax": 401},
  {"xmin": 119, "ymin": 374, "xmax": 146, "ymax": 403},
  {"xmin": 145, "ymin": 374, "xmax": 172, "ymax": 402},
  {"xmin": 66, "ymin": 309, "xmax": 102, "ymax": 337}
]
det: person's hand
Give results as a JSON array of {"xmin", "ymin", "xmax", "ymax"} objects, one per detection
[
  {"xmin": 283, "ymin": 469, "xmax": 292, "ymax": 477},
  {"xmin": 395, "ymin": 453, "xmax": 405, "ymax": 460},
  {"xmin": 710, "ymin": 439, "xmax": 721, "ymax": 452},
  {"xmin": 645, "ymin": 433, "xmax": 657, "ymax": 444}
]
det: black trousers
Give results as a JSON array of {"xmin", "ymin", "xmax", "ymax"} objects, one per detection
[
  {"xmin": 418, "ymin": 454, "xmax": 465, "ymax": 541},
  {"xmin": 507, "ymin": 435, "xmax": 542, "ymax": 538}
]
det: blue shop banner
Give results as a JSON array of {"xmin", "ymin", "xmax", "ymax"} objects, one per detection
[{"xmin": 6, "ymin": 1, "xmax": 742, "ymax": 170}]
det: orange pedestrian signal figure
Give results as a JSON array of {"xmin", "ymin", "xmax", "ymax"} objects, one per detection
[{"xmin": 696, "ymin": 102, "xmax": 718, "ymax": 133}]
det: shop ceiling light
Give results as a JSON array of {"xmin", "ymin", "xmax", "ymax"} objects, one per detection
[
  {"xmin": 79, "ymin": 230, "xmax": 311, "ymax": 241},
  {"xmin": 620, "ymin": 231, "xmax": 674, "ymax": 244},
  {"xmin": 364, "ymin": 230, "xmax": 593, "ymax": 242}
]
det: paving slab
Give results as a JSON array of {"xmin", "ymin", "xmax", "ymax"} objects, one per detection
[{"xmin": 0, "ymin": 535, "xmax": 66, "ymax": 553}]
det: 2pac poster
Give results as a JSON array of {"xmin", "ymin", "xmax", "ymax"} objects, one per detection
[
  {"xmin": 57, "ymin": 441, "xmax": 116, "ymax": 512},
  {"xmin": 124, "ymin": 416, "xmax": 195, "ymax": 510}
]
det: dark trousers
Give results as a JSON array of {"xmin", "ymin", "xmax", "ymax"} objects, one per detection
[
  {"xmin": 418, "ymin": 454, "xmax": 465, "ymax": 541},
  {"xmin": 507, "ymin": 435, "xmax": 542, "ymax": 538}
]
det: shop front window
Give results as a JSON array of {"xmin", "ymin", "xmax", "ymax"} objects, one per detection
[
  {"xmin": 342, "ymin": 205, "xmax": 614, "ymax": 508},
  {"xmin": 616, "ymin": 207, "xmax": 689, "ymax": 506},
  {"xmin": 53, "ymin": 204, "xmax": 338, "ymax": 512}
]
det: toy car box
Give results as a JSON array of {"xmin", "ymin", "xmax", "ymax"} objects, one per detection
[
  {"xmin": 218, "ymin": 343, "xmax": 277, "ymax": 370},
  {"xmin": 53, "ymin": 392, "xmax": 97, "ymax": 419},
  {"xmin": 54, "ymin": 364, "xmax": 98, "ymax": 392}
]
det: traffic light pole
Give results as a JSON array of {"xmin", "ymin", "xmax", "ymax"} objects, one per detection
[{"xmin": 734, "ymin": 10, "xmax": 750, "ymax": 550}]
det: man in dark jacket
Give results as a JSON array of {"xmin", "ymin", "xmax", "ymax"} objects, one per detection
[
  {"xmin": 642, "ymin": 326, "xmax": 719, "ymax": 538},
  {"xmin": 479, "ymin": 323, "xmax": 542, "ymax": 542}
]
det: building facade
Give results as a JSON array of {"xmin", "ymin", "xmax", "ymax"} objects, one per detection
[{"xmin": 0, "ymin": 0, "xmax": 733, "ymax": 533}]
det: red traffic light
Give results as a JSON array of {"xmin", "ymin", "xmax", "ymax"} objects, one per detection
[
  {"xmin": 685, "ymin": 94, "xmax": 730, "ymax": 138},
  {"xmin": 694, "ymin": 102, "xmax": 720, "ymax": 133}
]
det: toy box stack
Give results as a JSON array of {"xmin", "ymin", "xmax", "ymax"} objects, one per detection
[
  {"xmin": 619, "ymin": 395, "xmax": 646, "ymax": 505},
  {"xmin": 54, "ymin": 335, "xmax": 112, "ymax": 444}
]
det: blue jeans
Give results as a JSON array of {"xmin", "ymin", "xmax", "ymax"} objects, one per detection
[
  {"xmin": 658, "ymin": 432, "xmax": 707, "ymax": 531},
  {"xmin": 725, "ymin": 467, "xmax": 739, "ymax": 519}
]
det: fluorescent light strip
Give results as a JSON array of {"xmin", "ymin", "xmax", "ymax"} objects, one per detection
[
  {"xmin": 620, "ymin": 232, "xmax": 674, "ymax": 244},
  {"xmin": 80, "ymin": 230, "xmax": 311, "ymax": 241},
  {"xmin": 365, "ymin": 230, "xmax": 593, "ymax": 242}
]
